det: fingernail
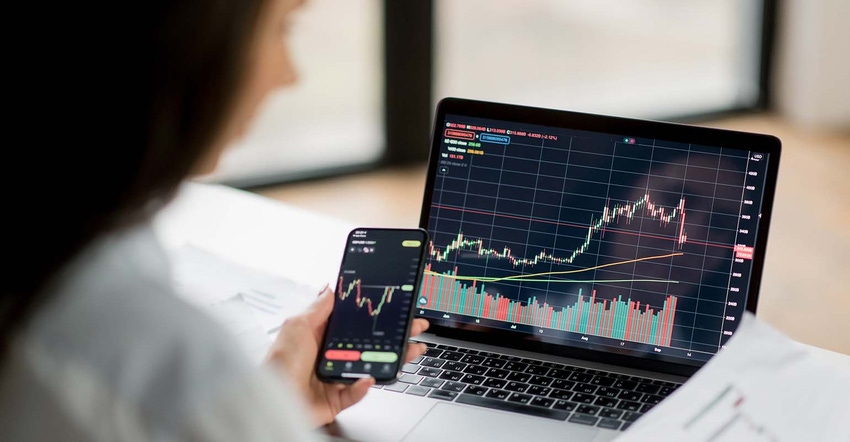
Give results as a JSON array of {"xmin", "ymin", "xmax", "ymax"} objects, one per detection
[{"xmin": 317, "ymin": 283, "xmax": 329, "ymax": 296}]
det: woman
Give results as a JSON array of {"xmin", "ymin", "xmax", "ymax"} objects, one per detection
[{"xmin": 1, "ymin": 0, "xmax": 428, "ymax": 439}]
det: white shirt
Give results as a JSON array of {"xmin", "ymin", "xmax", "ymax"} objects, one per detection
[{"xmin": 0, "ymin": 223, "xmax": 319, "ymax": 441}]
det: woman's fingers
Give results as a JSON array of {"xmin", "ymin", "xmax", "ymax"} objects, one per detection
[
  {"xmin": 335, "ymin": 377, "xmax": 374, "ymax": 413},
  {"xmin": 403, "ymin": 342, "xmax": 427, "ymax": 363},
  {"xmin": 409, "ymin": 318, "xmax": 429, "ymax": 337}
]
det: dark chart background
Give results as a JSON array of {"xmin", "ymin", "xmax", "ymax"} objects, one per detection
[
  {"xmin": 418, "ymin": 114, "xmax": 771, "ymax": 366},
  {"xmin": 319, "ymin": 229, "xmax": 424, "ymax": 377}
]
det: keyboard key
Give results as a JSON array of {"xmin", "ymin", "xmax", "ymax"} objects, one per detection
[
  {"xmin": 507, "ymin": 393, "xmax": 533, "ymax": 405},
  {"xmin": 551, "ymin": 379, "xmax": 576, "ymax": 390},
  {"xmin": 428, "ymin": 389, "xmax": 458, "ymax": 401},
  {"xmin": 456, "ymin": 347, "xmax": 472, "ymax": 353},
  {"xmin": 529, "ymin": 376, "xmax": 553, "ymax": 387},
  {"xmin": 585, "ymin": 369, "xmax": 604, "ymax": 375},
  {"xmin": 460, "ymin": 374, "xmax": 486, "ymax": 385},
  {"xmin": 599, "ymin": 408, "xmax": 623, "ymax": 419},
  {"xmin": 422, "ymin": 342, "xmax": 436, "ymax": 347},
  {"xmin": 568, "ymin": 372, "xmax": 594, "ymax": 383},
  {"xmin": 640, "ymin": 404, "xmax": 655, "ymax": 413},
  {"xmin": 503, "ymin": 362, "xmax": 528, "ymax": 372},
  {"xmin": 370, "ymin": 384, "xmax": 383, "ymax": 389},
  {"xmin": 485, "ymin": 368, "xmax": 509, "ymax": 379},
  {"xmin": 610, "ymin": 373, "xmax": 631, "ymax": 380},
  {"xmin": 527, "ymin": 385, "xmax": 552, "ymax": 396},
  {"xmin": 480, "ymin": 352, "xmax": 500, "ymax": 358},
  {"xmin": 504, "ymin": 382, "xmax": 529, "ymax": 393},
  {"xmin": 613, "ymin": 380, "xmax": 638, "ymax": 390},
  {"xmin": 421, "ymin": 358, "xmax": 446, "ymax": 368},
  {"xmin": 438, "ymin": 371, "xmax": 463, "ymax": 381},
  {"xmin": 526, "ymin": 365, "xmax": 550, "ymax": 376},
  {"xmin": 483, "ymin": 358, "xmax": 506, "ymax": 368},
  {"xmin": 631, "ymin": 376, "xmax": 652, "ymax": 384},
  {"xmin": 658, "ymin": 386, "xmax": 677, "ymax": 396},
  {"xmin": 411, "ymin": 356, "xmax": 424, "ymax": 364},
  {"xmin": 652, "ymin": 380, "xmax": 676, "ymax": 387},
  {"xmin": 641, "ymin": 394, "xmax": 663, "ymax": 405},
  {"xmin": 421, "ymin": 378, "xmax": 444, "ymax": 388},
  {"xmin": 406, "ymin": 386, "xmax": 430, "ymax": 397},
  {"xmin": 548, "ymin": 389, "xmax": 573, "ymax": 400},
  {"xmin": 568, "ymin": 414, "xmax": 599, "ymax": 426},
  {"xmin": 443, "ymin": 361, "xmax": 467, "ymax": 372},
  {"xmin": 552, "ymin": 400, "xmax": 577, "ymax": 412},
  {"xmin": 520, "ymin": 358, "xmax": 538, "ymax": 365},
  {"xmin": 622, "ymin": 412, "xmax": 643, "ymax": 422},
  {"xmin": 590, "ymin": 376, "xmax": 616, "ymax": 387},
  {"xmin": 506, "ymin": 372, "xmax": 531, "ymax": 383},
  {"xmin": 456, "ymin": 394, "xmax": 570, "ymax": 420},
  {"xmin": 576, "ymin": 405, "xmax": 600, "ymax": 415},
  {"xmin": 462, "ymin": 365, "xmax": 488, "ymax": 375},
  {"xmin": 618, "ymin": 391, "xmax": 642, "ymax": 402},
  {"xmin": 573, "ymin": 383, "xmax": 597, "ymax": 394},
  {"xmin": 635, "ymin": 383, "xmax": 661, "ymax": 394},
  {"xmin": 423, "ymin": 348, "xmax": 443, "ymax": 358},
  {"xmin": 621, "ymin": 422, "xmax": 632, "ymax": 431},
  {"xmin": 593, "ymin": 397, "xmax": 618, "ymax": 408},
  {"xmin": 401, "ymin": 364, "xmax": 419, "ymax": 374},
  {"xmin": 399, "ymin": 374, "xmax": 423, "ymax": 384},
  {"xmin": 483, "ymin": 378, "xmax": 507, "ymax": 389},
  {"xmin": 441, "ymin": 351, "xmax": 464, "ymax": 361},
  {"xmin": 485, "ymin": 389, "xmax": 511, "ymax": 400},
  {"xmin": 438, "ymin": 345, "xmax": 457, "ymax": 351},
  {"xmin": 460, "ymin": 354, "xmax": 485, "ymax": 364},
  {"xmin": 441, "ymin": 381, "xmax": 466, "ymax": 392},
  {"xmin": 616, "ymin": 401, "xmax": 641, "ymax": 412},
  {"xmin": 498, "ymin": 354, "xmax": 512, "ymax": 360},
  {"xmin": 548, "ymin": 368, "xmax": 573, "ymax": 379},
  {"xmin": 572, "ymin": 393, "xmax": 596, "ymax": 404},
  {"xmin": 596, "ymin": 387, "xmax": 620, "ymax": 398},
  {"xmin": 464, "ymin": 385, "xmax": 488, "ymax": 396},
  {"xmin": 530, "ymin": 396, "xmax": 555, "ymax": 408},
  {"xmin": 417, "ymin": 367, "xmax": 442, "ymax": 377},
  {"xmin": 385, "ymin": 383, "xmax": 408, "ymax": 393},
  {"xmin": 597, "ymin": 418, "xmax": 621, "ymax": 430}
]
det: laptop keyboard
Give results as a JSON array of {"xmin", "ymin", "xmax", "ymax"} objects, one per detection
[{"xmin": 374, "ymin": 342, "xmax": 681, "ymax": 431}]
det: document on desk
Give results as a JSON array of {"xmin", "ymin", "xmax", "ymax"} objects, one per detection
[
  {"xmin": 169, "ymin": 245, "xmax": 320, "ymax": 363},
  {"xmin": 617, "ymin": 312, "xmax": 850, "ymax": 442}
]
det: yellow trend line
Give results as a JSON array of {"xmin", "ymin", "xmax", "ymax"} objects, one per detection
[{"xmin": 426, "ymin": 252, "xmax": 684, "ymax": 283}]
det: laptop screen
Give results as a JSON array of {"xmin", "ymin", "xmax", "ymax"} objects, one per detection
[{"xmin": 418, "ymin": 111, "xmax": 774, "ymax": 368}]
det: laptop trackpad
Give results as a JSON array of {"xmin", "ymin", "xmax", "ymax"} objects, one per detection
[{"xmin": 403, "ymin": 403, "xmax": 599, "ymax": 442}]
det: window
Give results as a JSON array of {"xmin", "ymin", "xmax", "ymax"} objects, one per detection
[{"xmin": 434, "ymin": 0, "xmax": 766, "ymax": 119}]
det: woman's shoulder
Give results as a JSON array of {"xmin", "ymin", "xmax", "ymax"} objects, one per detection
[{"xmin": 6, "ymin": 224, "xmax": 267, "ymax": 438}]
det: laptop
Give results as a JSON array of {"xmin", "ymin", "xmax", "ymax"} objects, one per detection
[{"xmin": 330, "ymin": 98, "xmax": 781, "ymax": 441}]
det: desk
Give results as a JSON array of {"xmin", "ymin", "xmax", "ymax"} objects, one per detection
[{"xmin": 153, "ymin": 182, "xmax": 850, "ymax": 367}]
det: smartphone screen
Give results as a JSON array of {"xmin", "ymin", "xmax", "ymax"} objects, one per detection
[{"xmin": 316, "ymin": 228, "xmax": 428, "ymax": 383}]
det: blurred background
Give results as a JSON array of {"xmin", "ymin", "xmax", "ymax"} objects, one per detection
[{"xmin": 201, "ymin": 0, "xmax": 849, "ymax": 354}]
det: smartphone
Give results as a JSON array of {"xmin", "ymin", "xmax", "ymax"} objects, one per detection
[{"xmin": 316, "ymin": 227, "xmax": 428, "ymax": 384}]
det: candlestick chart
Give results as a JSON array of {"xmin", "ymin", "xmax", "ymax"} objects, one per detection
[{"xmin": 419, "ymin": 115, "xmax": 771, "ymax": 363}]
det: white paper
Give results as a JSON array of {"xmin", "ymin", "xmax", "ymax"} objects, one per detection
[
  {"xmin": 169, "ymin": 245, "xmax": 320, "ymax": 363},
  {"xmin": 617, "ymin": 313, "xmax": 850, "ymax": 441}
]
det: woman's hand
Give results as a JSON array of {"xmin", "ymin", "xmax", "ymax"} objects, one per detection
[{"xmin": 265, "ymin": 285, "xmax": 430, "ymax": 426}]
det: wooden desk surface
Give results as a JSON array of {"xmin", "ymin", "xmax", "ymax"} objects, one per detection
[{"xmin": 258, "ymin": 114, "xmax": 850, "ymax": 355}]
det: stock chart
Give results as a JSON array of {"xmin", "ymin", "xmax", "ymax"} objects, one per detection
[{"xmin": 418, "ymin": 115, "xmax": 770, "ymax": 365}]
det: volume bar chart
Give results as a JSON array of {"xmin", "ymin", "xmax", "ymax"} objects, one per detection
[{"xmin": 420, "ymin": 265, "xmax": 677, "ymax": 347}]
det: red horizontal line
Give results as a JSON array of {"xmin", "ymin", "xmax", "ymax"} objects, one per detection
[{"xmin": 431, "ymin": 204, "xmax": 735, "ymax": 250}]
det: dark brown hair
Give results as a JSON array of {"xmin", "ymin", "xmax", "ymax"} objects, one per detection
[{"xmin": 2, "ymin": 0, "xmax": 267, "ymax": 353}]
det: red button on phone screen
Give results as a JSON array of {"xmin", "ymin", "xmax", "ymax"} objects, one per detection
[{"xmin": 324, "ymin": 350, "xmax": 361, "ymax": 361}]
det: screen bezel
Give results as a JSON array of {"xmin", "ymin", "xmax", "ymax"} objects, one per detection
[
  {"xmin": 417, "ymin": 98, "xmax": 781, "ymax": 378},
  {"xmin": 316, "ymin": 227, "xmax": 429, "ymax": 384}
]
